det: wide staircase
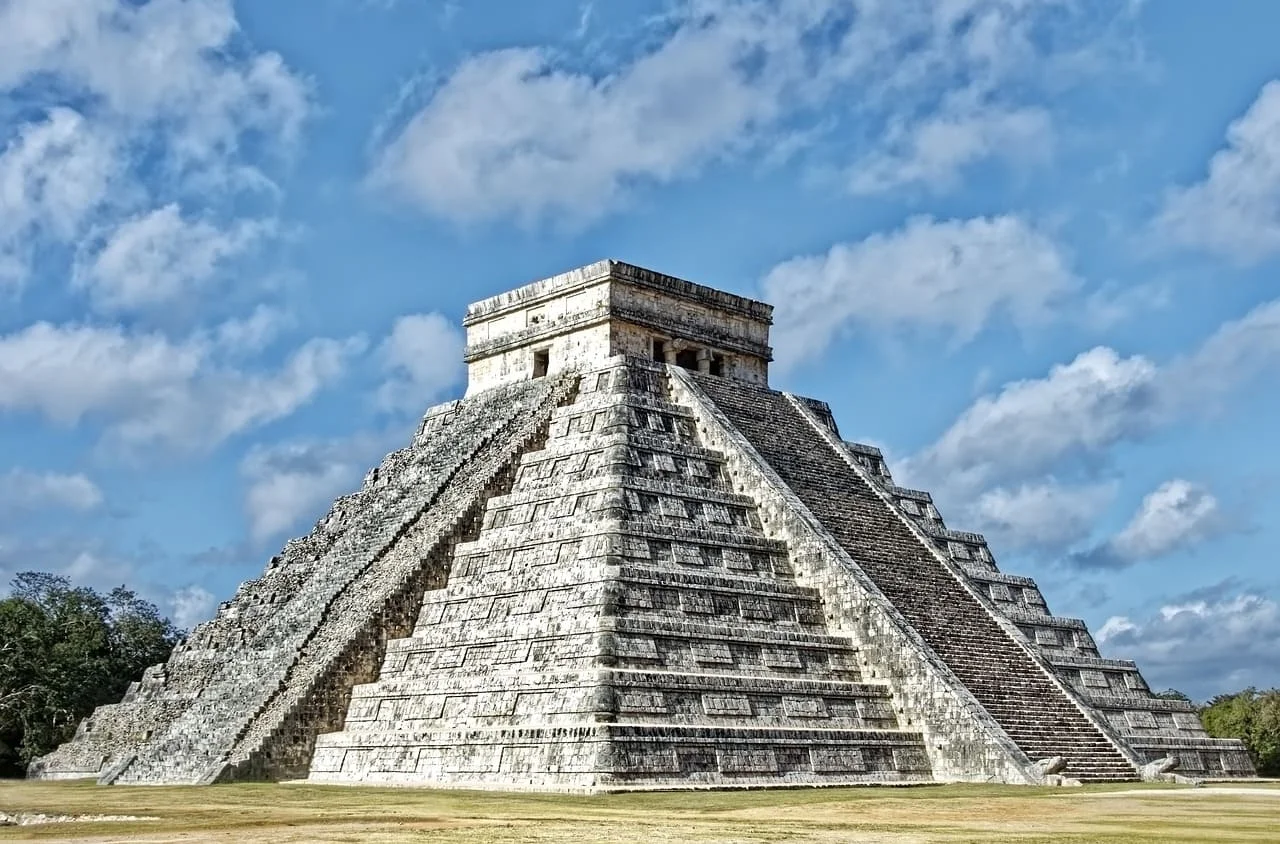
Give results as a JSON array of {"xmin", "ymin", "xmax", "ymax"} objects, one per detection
[{"xmin": 692, "ymin": 375, "xmax": 1140, "ymax": 783}]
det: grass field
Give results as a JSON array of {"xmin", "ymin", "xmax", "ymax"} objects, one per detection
[{"xmin": 1, "ymin": 780, "xmax": 1277, "ymax": 843}]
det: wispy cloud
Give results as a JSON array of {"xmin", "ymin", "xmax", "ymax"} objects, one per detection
[
  {"xmin": 375, "ymin": 312, "xmax": 466, "ymax": 415},
  {"xmin": 0, "ymin": 321, "xmax": 364, "ymax": 453},
  {"xmin": 1097, "ymin": 586, "xmax": 1280, "ymax": 699},
  {"xmin": 1155, "ymin": 80, "xmax": 1280, "ymax": 264},
  {"xmin": 0, "ymin": 469, "xmax": 104, "ymax": 514},
  {"xmin": 240, "ymin": 433, "xmax": 392, "ymax": 543},
  {"xmin": 763, "ymin": 214, "xmax": 1078, "ymax": 371},
  {"xmin": 897, "ymin": 297, "xmax": 1280, "ymax": 557},
  {"xmin": 1072, "ymin": 480, "xmax": 1232, "ymax": 569}
]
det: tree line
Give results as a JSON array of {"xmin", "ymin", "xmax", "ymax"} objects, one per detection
[
  {"xmin": 1180, "ymin": 688, "xmax": 1280, "ymax": 776},
  {"xmin": 0, "ymin": 572, "xmax": 180, "ymax": 777},
  {"xmin": 0, "ymin": 571, "xmax": 1277, "ymax": 778}
]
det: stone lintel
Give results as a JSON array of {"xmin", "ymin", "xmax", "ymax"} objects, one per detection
[{"xmin": 464, "ymin": 260, "xmax": 772, "ymax": 325}]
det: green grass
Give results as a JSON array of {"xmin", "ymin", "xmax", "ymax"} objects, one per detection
[{"xmin": 1, "ymin": 780, "xmax": 1277, "ymax": 842}]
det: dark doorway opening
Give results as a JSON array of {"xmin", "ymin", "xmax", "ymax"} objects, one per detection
[
  {"xmin": 652, "ymin": 339, "xmax": 667, "ymax": 362},
  {"xmin": 710, "ymin": 353, "xmax": 725, "ymax": 377},
  {"xmin": 675, "ymin": 349, "xmax": 699, "ymax": 371},
  {"xmin": 532, "ymin": 349, "xmax": 550, "ymax": 378}
]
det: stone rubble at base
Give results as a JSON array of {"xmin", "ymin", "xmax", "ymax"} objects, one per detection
[{"xmin": 30, "ymin": 260, "xmax": 1256, "ymax": 789}]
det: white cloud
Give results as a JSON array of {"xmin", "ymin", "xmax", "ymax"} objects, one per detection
[
  {"xmin": 376, "ymin": 313, "xmax": 466, "ymax": 414},
  {"xmin": 169, "ymin": 585, "xmax": 215, "ymax": 630},
  {"xmin": 369, "ymin": 32, "xmax": 778, "ymax": 226},
  {"xmin": 763, "ymin": 215, "xmax": 1078, "ymax": 369},
  {"xmin": 1074, "ymin": 480, "xmax": 1228, "ymax": 568},
  {"xmin": 1082, "ymin": 281, "xmax": 1170, "ymax": 330},
  {"xmin": 211, "ymin": 305, "xmax": 292, "ymax": 356},
  {"xmin": 1110, "ymin": 480, "xmax": 1224, "ymax": 560},
  {"xmin": 0, "ymin": 469, "xmax": 104, "ymax": 513},
  {"xmin": 1097, "ymin": 591, "xmax": 1280, "ymax": 699},
  {"xmin": 971, "ymin": 480, "xmax": 1116, "ymax": 552},
  {"xmin": 1156, "ymin": 80, "xmax": 1280, "ymax": 264},
  {"xmin": 0, "ymin": 538, "xmax": 139, "ymax": 597},
  {"xmin": 0, "ymin": 108, "xmax": 120, "ymax": 288},
  {"xmin": 0, "ymin": 321, "xmax": 364, "ymax": 452},
  {"xmin": 239, "ymin": 310, "xmax": 467, "ymax": 543},
  {"xmin": 903, "ymin": 346, "xmax": 1159, "ymax": 492},
  {"xmin": 851, "ymin": 106, "xmax": 1053, "ymax": 195},
  {"xmin": 0, "ymin": 0, "xmax": 310, "ymax": 164},
  {"xmin": 901, "ymin": 298, "xmax": 1280, "ymax": 552},
  {"xmin": 370, "ymin": 1, "xmax": 1127, "ymax": 225},
  {"xmin": 0, "ymin": 0, "xmax": 309, "ymax": 300},
  {"xmin": 1164, "ymin": 298, "xmax": 1280, "ymax": 413},
  {"xmin": 74, "ymin": 203, "xmax": 274, "ymax": 312},
  {"xmin": 240, "ymin": 435, "xmax": 389, "ymax": 543},
  {"xmin": 61, "ymin": 549, "xmax": 138, "ymax": 592}
]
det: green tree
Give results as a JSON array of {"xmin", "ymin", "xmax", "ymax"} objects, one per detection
[
  {"xmin": 0, "ymin": 573, "xmax": 180, "ymax": 777},
  {"xmin": 1201, "ymin": 687, "xmax": 1280, "ymax": 776},
  {"xmin": 1152, "ymin": 688, "xmax": 1192, "ymax": 702}
]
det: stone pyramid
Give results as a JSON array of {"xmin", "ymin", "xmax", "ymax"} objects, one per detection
[{"xmin": 33, "ymin": 260, "xmax": 1254, "ymax": 789}]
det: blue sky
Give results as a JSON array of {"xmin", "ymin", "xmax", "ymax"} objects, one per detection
[{"xmin": 0, "ymin": 0, "xmax": 1276, "ymax": 701}]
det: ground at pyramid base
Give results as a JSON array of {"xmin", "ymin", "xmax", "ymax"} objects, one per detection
[{"xmin": 32, "ymin": 260, "xmax": 1256, "ymax": 790}]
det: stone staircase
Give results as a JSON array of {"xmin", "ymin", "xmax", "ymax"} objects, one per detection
[{"xmin": 691, "ymin": 375, "xmax": 1140, "ymax": 783}]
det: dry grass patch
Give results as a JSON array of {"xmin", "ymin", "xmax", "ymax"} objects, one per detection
[{"xmin": 0, "ymin": 780, "xmax": 1276, "ymax": 843}]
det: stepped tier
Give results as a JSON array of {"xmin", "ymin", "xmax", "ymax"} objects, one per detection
[{"xmin": 837, "ymin": 434, "xmax": 1253, "ymax": 777}]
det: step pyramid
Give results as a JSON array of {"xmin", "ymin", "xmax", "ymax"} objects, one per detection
[{"xmin": 32, "ymin": 260, "xmax": 1255, "ymax": 788}]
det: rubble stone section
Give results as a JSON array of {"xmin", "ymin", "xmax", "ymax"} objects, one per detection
[
  {"xmin": 30, "ymin": 375, "xmax": 576, "ymax": 784},
  {"xmin": 309, "ymin": 359, "xmax": 932, "ymax": 789}
]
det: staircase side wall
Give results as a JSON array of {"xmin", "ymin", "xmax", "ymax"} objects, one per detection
[{"xmin": 26, "ymin": 431, "xmax": 431, "ymax": 782}]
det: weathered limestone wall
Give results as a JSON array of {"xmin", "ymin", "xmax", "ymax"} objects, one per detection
[
  {"xmin": 467, "ymin": 321, "xmax": 610, "ymax": 395},
  {"xmin": 215, "ymin": 379, "xmax": 576, "ymax": 782}
]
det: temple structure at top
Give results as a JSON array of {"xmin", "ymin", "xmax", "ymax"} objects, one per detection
[
  {"xmin": 32, "ymin": 260, "xmax": 1255, "ymax": 790},
  {"xmin": 463, "ymin": 260, "xmax": 773, "ymax": 394}
]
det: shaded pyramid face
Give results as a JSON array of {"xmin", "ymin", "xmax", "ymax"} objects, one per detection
[{"xmin": 308, "ymin": 358, "xmax": 932, "ymax": 789}]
